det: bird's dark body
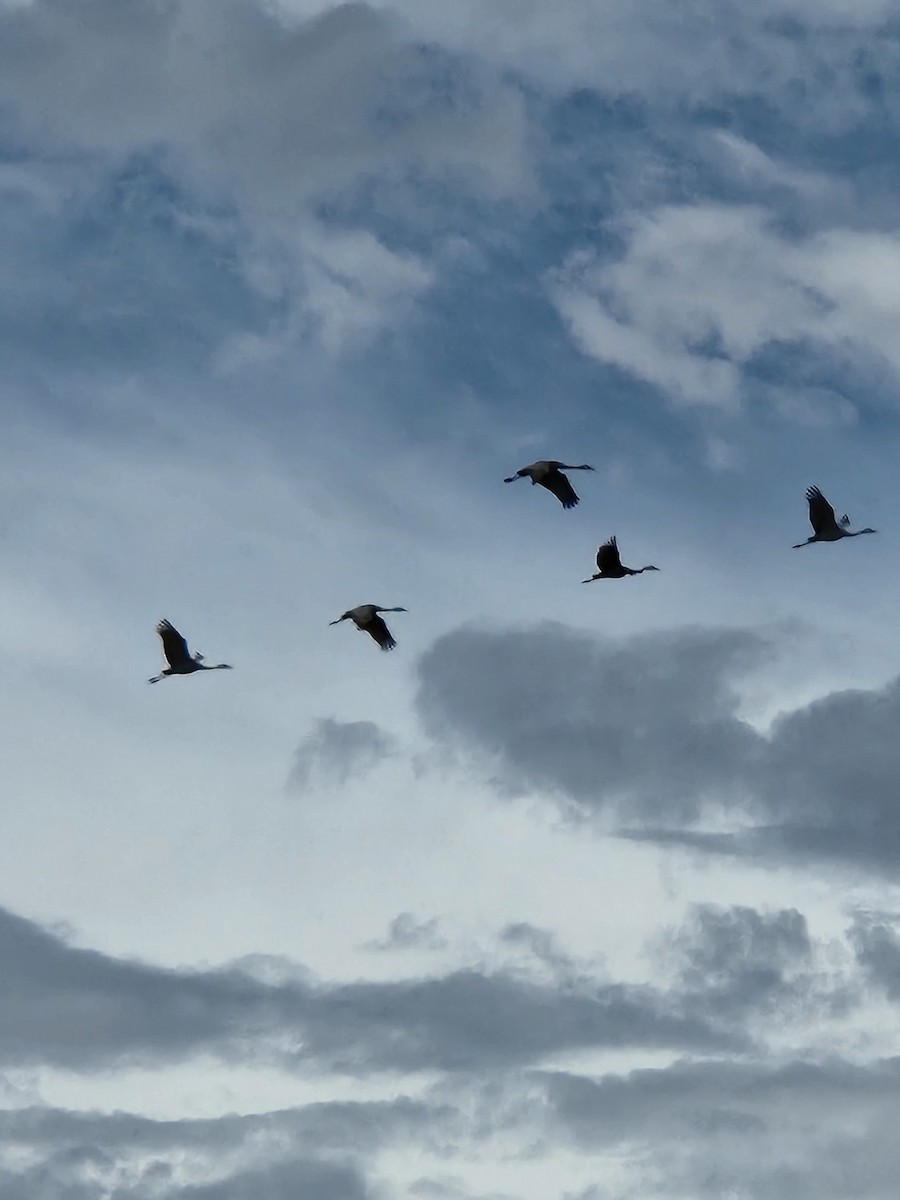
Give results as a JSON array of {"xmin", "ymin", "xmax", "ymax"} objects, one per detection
[
  {"xmin": 582, "ymin": 536, "xmax": 659, "ymax": 582},
  {"xmin": 503, "ymin": 460, "xmax": 594, "ymax": 509},
  {"xmin": 793, "ymin": 486, "xmax": 876, "ymax": 548},
  {"xmin": 330, "ymin": 604, "xmax": 406, "ymax": 651},
  {"xmin": 148, "ymin": 620, "xmax": 233, "ymax": 683}
]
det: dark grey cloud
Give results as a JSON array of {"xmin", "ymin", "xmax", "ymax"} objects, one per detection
[
  {"xmin": 167, "ymin": 1158, "xmax": 371, "ymax": 1200},
  {"xmin": 850, "ymin": 912, "xmax": 900, "ymax": 1001},
  {"xmin": 543, "ymin": 1056, "xmax": 900, "ymax": 1200},
  {"xmin": 295, "ymin": 968, "xmax": 741, "ymax": 1074},
  {"xmin": 289, "ymin": 717, "xmax": 395, "ymax": 791},
  {"xmin": 0, "ymin": 903, "xmax": 738, "ymax": 1076},
  {"xmin": 0, "ymin": 1119, "xmax": 374, "ymax": 1200},
  {"xmin": 416, "ymin": 623, "xmax": 767, "ymax": 823},
  {"xmin": 0, "ymin": 900, "xmax": 881, "ymax": 1198},
  {"xmin": 665, "ymin": 904, "xmax": 815, "ymax": 1020},
  {"xmin": 364, "ymin": 911, "xmax": 447, "ymax": 952},
  {"xmin": 415, "ymin": 623, "xmax": 900, "ymax": 870},
  {"xmin": 0, "ymin": 1095, "xmax": 437, "ymax": 1160},
  {"xmin": 0, "ymin": 1092, "xmax": 443, "ymax": 1199},
  {"xmin": 0, "ymin": 903, "xmax": 271, "ymax": 1069},
  {"xmin": 499, "ymin": 922, "xmax": 577, "ymax": 978}
]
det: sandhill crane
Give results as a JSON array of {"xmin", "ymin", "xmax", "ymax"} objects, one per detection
[
  {"xmin": 582, "ymin": 536, "xmax": 659, "ymax": 582},
  {"xmin": 148, "ymin": 619, "xmax": 233, "ymax": 684},
  {"xmin": 793, "ymin": 486, "xmax": 876, "ymax": 548},
  {"xmin": 503, "ymin": 460, "xmax": 595, "ymax": 509},
  {"xmin": 329, "ymin": 605, "xmax": 407, "ymax": 651}
]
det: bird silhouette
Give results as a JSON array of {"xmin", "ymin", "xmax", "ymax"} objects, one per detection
[
  {"xmin": 793, "ymin": 486, "xmax": 875, "ymax": 548},
  {"xmin": 503, "ymin": 460, "xmax": 594, "ymax": 509},
  {"xmin": 148, "ymin": 620, "xmax": 233, "ymax": 684},
  {"xmin": 582, "ymin": 536, "xmax": 659, "ymax": 582},
  {"xmin": 329, "ymin": 605, "xmax": 407, "ymax": 651}
]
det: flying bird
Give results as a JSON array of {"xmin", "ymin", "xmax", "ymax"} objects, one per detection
[
  {"xmin": 503, "ymin": 460, "xmax": 595, "ymax": 509},
  {"xmin": 148, "ymin": 619, "xmax": 233, "ymax": 684},
  {"xmin": 793, "ymin": 486, "xmax": 876, "ymax": 549},
  {"xmin": 329, "ymin": 604, "xmax": 407, "ymax": 651},
  {"xmin": 582, "ymin": 536, "xmax": 659, "ymax": 582}
]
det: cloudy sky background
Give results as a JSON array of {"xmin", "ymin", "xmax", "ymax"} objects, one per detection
[{"xmin": 3, "ymin": 0, "xmax": 900, "ymax": 1195}]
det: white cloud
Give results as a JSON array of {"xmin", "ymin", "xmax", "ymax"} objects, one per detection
[
  {"xmin": 550, "ymin": 203, "xmax": 900, "ymax": 408},
  {"xmin": 215, "ymin": 221, "xmax": 434, "ymax": 365}
]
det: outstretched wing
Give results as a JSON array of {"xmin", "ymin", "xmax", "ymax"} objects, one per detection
[
  {"xmin": 542, "ymin": 469, "xmax": 579, "ymax": 509},
  {"xmin": 806, "ymin": 486, "xmax": 840, "ymax": 536},
  {"xmin": 367, "ymin": 615, "xmax": 397, "ymax": 651},
  {"xmin": 596, "ymin": 536, "xmax": 621, "ymax": 574},
  {"xmin": 157, "ymin": 619, "xmax": 192, "ymax": 669}
]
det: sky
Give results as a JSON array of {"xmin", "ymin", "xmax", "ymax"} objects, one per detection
[{"xmin": 4, "ymin": 0, "xmax": 900, "ymax": 1196}]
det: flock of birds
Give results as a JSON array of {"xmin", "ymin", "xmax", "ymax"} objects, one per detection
[{"xmin": 146, "ymin": 466, "xmax": 876, "ymax": 682}]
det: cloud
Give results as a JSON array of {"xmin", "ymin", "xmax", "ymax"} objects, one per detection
[
  {"xmin": 543, "ymin": 1055, "xmax": 900, "ymax": 1199},
  {"xmin": 667, "ymin": 906, "xmax": 811, "ymax": 1013},
  {"xmin": 0, "ymin": 0, "xmax": 535, "ymax": 372},
  {"xmin": 288, "ymin": 717, "xmax": 396, "ymax": 791},
  {"xmin": 549, "ymin": 204, "xmax": 900, "ymax": 410},
  {"xmin": 415, "ymin": 623, "xmax": 900, "ymax": 871},
  {"xmin": 0, "ymin": 1093, "xmax": 436, "ymax": 1162},
  {"xmin": 0, "ymin": 0, "xmax": 530, "ymax": 208},
  {"xmin": 0, "ymin": 898, "xmax": 876, "ymax": 1196},
  {"xmin": 389, "ymin": 0, "xmax": 898, "ymax": 130},
  {"xmin": 0, "ymin": 1097, "xmax": 415, "ymax": 1199},
  {"xmin": 415, "ymin": 623, "xmax": 767, "ymax": 823},
  {"xmin": 850, "ymin": 913, "xmax": 900, "ymax": 1001},
  {"xmin": 0, "ymin": 902, "xmax": 739, "ymax": 1076},
  {"xmin": 365, "ymin": 912, "xmax": 447, "ymax": 952},
  {"xmin": 0, "ymin": 1155, "xmax": 373, "ymax": 1200},
  {"xmin": 661, "ymin": 905, "xmax": 855, "ymax": 1030}
]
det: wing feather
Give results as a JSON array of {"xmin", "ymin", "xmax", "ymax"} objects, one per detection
[
  {"xmin": 157, "ymin": 619, "xmax": 192, "ymax": 669},
  {"xmin": 806, "ymin": 486, "xmax": 840, "ymax": 536},
  {"xmin": 367, "ymin": 615, "xmax": 397, "ymax": 651},
  {"xmin": 596, "ymin": 537, "xmax": 621, "ymax": 573},
  {"xmin": 542, "ymin": 469, "xmax": 579, "ymax": 509}
]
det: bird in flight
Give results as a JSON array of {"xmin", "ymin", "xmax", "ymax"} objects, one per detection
[
  {"xmin": 148, "ymin": 620, "xmax": 233, "ymax": 684},
  {"xmin": 329, "ymin": 604, "xmax": 408, "ymax": 651},
  {"xmin": 503, "ymin": 460, "xmax": 595, "ymax": 509},
  {"xmin": 793, "ymin": 486, "xmax": 876, "ymax": 548},
  {"xmin": 582, "ymin": 536, "xmax": 660, "ymax": 582}
]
